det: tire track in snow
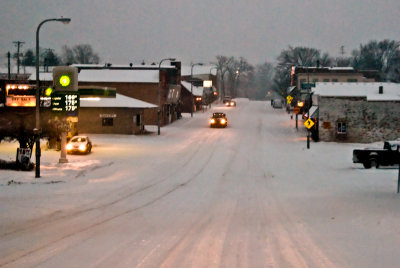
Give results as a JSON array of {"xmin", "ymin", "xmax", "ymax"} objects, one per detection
[{"xmin": 0, "ymin": 124, "xmax": 222, "ymax": 267}]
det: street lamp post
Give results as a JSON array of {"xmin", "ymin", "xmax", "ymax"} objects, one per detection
[
  {"xmin": 208, "ymin": 66, "xmax": 218, "ymax": 107},
  {"xmin": 190, "ymin": 63, "xmax": 203, "ymax": 117},
  {"xmin": 35, "ymin": 17, "xmax": 71, "ymax": 178},
  {"xmin": 158, "ymin": 58, "xmax": 175, "ymax": 135},
  {"xmin": 306, "ymin": 66, "xmax": 311, "ymax": 149}
]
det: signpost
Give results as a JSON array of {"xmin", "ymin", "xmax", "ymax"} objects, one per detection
[
  {"xmin": 52, "ymin": 66, "xmax": 79, "ymax": 164},
  {"xmin": 304, "ymin": 118, "xmax": 315, "ymax": 129},
  {"xmin": 51, "ymin": 91, "xmax": 79, "ymax": 116},
  {"xmin": 286, "ymin": 95, "xmax": 293, "ymax": 104},
  {"xmin": 398, "ymin": 151, "xmax": 400, "ymax": 193},
  {"xmin": 304, "ymin": 118, "xmax": 314, "ymax": 149},
  {"xmin": 301, "ymin": 82, "xmax": 315, "ymax": 90}
]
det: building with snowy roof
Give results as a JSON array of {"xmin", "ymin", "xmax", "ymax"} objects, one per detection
[
  {"xmin": 312, "ymin": 82, "xmax": 400, "ymax": 142},
  {"xmin": 24, "ymin": 62, "xmax": 183, "ymax": 127},
  {"xmin": 77, "ymin": 93, "xmax": 157, "ymax": 135},
  {"xmin": 291, "ymin": 66, "xmax": 379, "ymax": 90},
  {"xmin": 180, "ymin": 65, "xmax": 218, "ymax": 113}
]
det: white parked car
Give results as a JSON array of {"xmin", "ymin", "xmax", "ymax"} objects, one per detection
[{"xmin": 66, "ymin": 136, "xmax": 92, "ymax": 154}]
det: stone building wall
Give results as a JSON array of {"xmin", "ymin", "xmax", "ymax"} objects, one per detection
[{"xmin": 318, "ymin": 97, "xmax": 400, "ymax": 143}]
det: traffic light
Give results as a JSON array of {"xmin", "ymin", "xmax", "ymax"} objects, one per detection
[{"xmin": 53, "ymin": 66, "xmax": 78, "ymax": 91}]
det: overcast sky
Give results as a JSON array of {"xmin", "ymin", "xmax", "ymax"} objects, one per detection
[{"xmin": 1, "ymin": 0, "xmax": 400, "ymax": 67}]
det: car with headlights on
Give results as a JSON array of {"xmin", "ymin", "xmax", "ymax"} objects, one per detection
[
  {"xmin": 225, "ymin": 100, "xmax": 236, "ymax": 107},
  {"xmin": 210, "ymin": 112, "xmax": 228, "ymax": 128},
  {"xmin": 66, "ymin": 135, "xmax": 92, "ymax": 154},
  {"xmin": 223, "ymin": 96, "xmax": 236, "ymax": 107}
]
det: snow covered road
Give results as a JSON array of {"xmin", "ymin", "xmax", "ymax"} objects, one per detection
[{"xmin": 1, "ymin": 99, "xmax": 400, "ymax": 267}]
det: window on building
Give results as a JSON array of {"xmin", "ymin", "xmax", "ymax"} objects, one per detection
[
  {"xmin": 102, "ymin": 118, "xmax": 113, "ymax": 126},
  {"xmin": 337, "ymin": 122, "xmax": 346, "ymax": 134},
  {"xmin": 323, "ymin": 79, "xmax": 330, "ymax": 82},
  {"xmin": 347, "ymin": 79, "xmax": 357, "ymax": 82},
  {"xmin": 332, "ymin": 79, "xmax": 338, "ymax": 82},
  {"xmin": 312, "ymin": 78, "xmax": 319, "ymax": 83}
]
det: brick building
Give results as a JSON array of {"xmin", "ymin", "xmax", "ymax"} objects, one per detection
[
  {"xmin": 291, "ymin": 67, "xmax": 378, "ymax": 89},
  {"xmin": 180, "ymin": 65, "xmax": 218, "ymax": 113},
  {"xmin": 28, "ymin": 62, "xmax": 182, "ymax": 127},
  {"xmin": 78, "ymin": 94, "xmax": 157, "ymax": 135}
]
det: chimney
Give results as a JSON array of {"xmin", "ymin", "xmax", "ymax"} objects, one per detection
[{"xmin": 379, "ymin": 86, "xmax": 383, "ymax": 94}]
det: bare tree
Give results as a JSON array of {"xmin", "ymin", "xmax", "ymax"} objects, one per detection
[
  {"xmin": 352, "ymin": 39, "xmax": 400, "ymax": 82},
  {"xmin": 213, "ymin": 56, "xmax": 233, "ymax": 99},
  {"xmin": 334, "ymin": 57, "xmax": 353, "ymax": 67},
  {"xmin": 61, "ymin": 44, "xmax": 100, "ymax": 65},
  {"xmin": 226, "ymin": 57, "xmax": 253, "ymax": 98},
  {"xmin": 21, "ymin": 49, "xmax": 35, "ymax": 66},
  {"xmin": 252, "ymin": 62, "xmax": 274, "ymax": 99},
  {"xmin": 276, "ymin": 46, "xmax": 323, "ymax": 68},
  {"xmin": 61, "ymin": 45, "xmax": 74, "ymax": 65},
  {"xmin": 273, "ymin": 46, "xmax": 332, "ymax": 97}
]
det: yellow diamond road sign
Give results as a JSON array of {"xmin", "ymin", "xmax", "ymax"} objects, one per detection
[
  {"xmin": 304, "ymin": 118, "xmax": 315, "ymax": 129},
  {"xmin": 286, "ymin": 95, "xmax": 293, "ymax": 104}
]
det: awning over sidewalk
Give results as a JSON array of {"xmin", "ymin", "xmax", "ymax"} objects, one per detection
[
  {"xmin": 304, "ymin": 105, "xmax": 319, "ymax": 119},
  {"xmin": 287, "ymin": 86, "xmax": 296, "ymax": 95}
]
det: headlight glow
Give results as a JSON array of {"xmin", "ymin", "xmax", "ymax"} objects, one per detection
[
  {"xmin": 66, "ymin": 144, "xmax": 73, "ymax": 151},
  {"xmin": 210, "ymin": 119, "xmax": 215, "ymax": 124},
  {"xmin": 220, "ymin": 119, "xmax": 226, "ymax": 124},
  {"xmin": 79, "ymin": 144, "xmax": 87, "ymax": 151}
]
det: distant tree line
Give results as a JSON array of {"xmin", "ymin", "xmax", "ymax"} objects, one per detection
[
  {"xmin": 215, "ymin": 39, "xmax": 400, "ymax": 100},
  {"xmin": 13, "ymin": 44, "xmax": 100, "ymax": 70},
  {"xmin": 6, "ymin": 39, "xmax": 400, "ymax": 100}
]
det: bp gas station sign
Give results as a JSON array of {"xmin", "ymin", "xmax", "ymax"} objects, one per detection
[
  {"xmin": 51, "ymin": 91, "xmax": 79, "ymax": 117},
  {"xmin": 51, "ymin": 67, "xmax": 79, "ymax": 117}
]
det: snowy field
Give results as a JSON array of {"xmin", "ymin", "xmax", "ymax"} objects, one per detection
[{"xmin": 1, "ymin": 99, "xmax": 400, "ymax": 267}]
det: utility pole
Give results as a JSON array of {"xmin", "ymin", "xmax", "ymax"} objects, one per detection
[
  {"xmin": 306, "ymin": 66, "xmax": 310, "ymax": 149},
  {"xmin": 7, "ymin": 52, "xmax": 11, "ymax": 80},
  {"xmin": 340, "ymin": 45, "xmax": 345, "ymax": 56},
  {"xmin": 13, "ymin": 41, "xmax": 25, "ymax": 74}
]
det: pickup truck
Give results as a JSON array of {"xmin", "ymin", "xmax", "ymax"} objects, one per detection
[{"xmin": 353, "ymin": 141, "xmax": 400, "ymax": 169}]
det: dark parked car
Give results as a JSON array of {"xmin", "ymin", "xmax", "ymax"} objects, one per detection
[
  {"xmin": 66, "ymin": 136, "xmax": 92, "ymax": 154},
  {"xmin": 353, "ymin": 141, "xmax": 400, "ymax": 168},
  {"xmin": 222, "ymin": 96, "xmax": 232, "ymax": 104},
  {"xmin": 210, "ymin": 112, "xmax": 228, "ymax": 128},
  {"xmin": 271, "ymin": 98, "xmax": 284, "ymax": 108}
]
